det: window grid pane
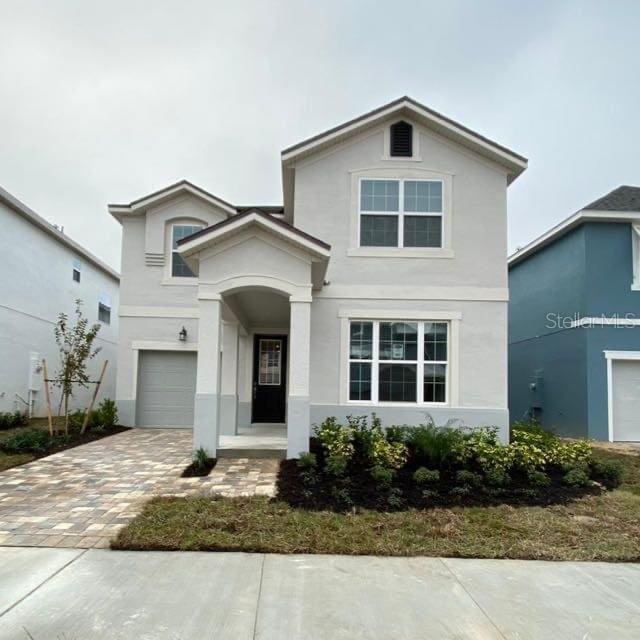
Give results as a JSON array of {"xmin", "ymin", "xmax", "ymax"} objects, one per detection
[
  {"xmin": 424, "ymin": 322, "xmax": 448, "ymax": 362},
  {"xmin": 258, "ymin": 340, "xmax": 282, "ymax": 385},
  {"xmin": 349, "ymin": 322, "xmax": 373, "ymax": 360},
  {"xmin": 378, "ymin": 364, "xmax": 417, "ymax": 402},
  {"xmin": 403, "ymin": 216, "xmax": 442, "ymax": 248},
  {"xmin": 379, "ymin": 322, "xmax": 417, "ymax": 361},
  {"xmin": 424, "ymin": 363, "xmax": 447, "ymax": 403},
  {"xmin": 171, "ymin": 225, "xmax": 203, "ymax": 277},
  {"xmin": 403, "ymin": 181, "xmax": 442, "ymax": 212},
  {"xmin": 349, "ymin": 363, "xmax": 372, "ymax": 401},
  {"xmin": 360, "ymin": 180, "xmax": 399, "ymax": 212},
  {"xmin": 360, "ymin": 215, "xmax": 398, "ymax": 247}
]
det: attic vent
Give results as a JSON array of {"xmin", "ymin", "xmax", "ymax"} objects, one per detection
[{"xmin": 390, "ymin": 121, "xmax": 413, "ymax": 157}]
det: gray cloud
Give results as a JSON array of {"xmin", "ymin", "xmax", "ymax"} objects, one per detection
[{"xmin": 1, "ymin": 0, "xmax": 639, "ymax": 269}]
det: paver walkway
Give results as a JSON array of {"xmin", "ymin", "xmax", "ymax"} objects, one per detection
[{"xmin": 0, "ymin": 429, "xmax": 279, "ymax": 549}]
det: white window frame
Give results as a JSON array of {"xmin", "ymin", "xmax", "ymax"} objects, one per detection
[
  {"xmin": 357, "ymin": 178, "xmax": 444, "ymax": 249},
  {"xmin": 631, "ymin": 224, "xmax": 640, "ymax": 290},
  {"xmin": 168, "ymin": 223, "xmax": 204, "ymax": 280},
  {"xmin": 346, "ymin": 318, "xmax": 451, "ymax": 406},
  {"xmin": 348, "ymin": 168, "xmax": 454, "ymax": 259},
  {"xmin": 72, "ymin": 259, "xmax": 81, "ymax": 283}
]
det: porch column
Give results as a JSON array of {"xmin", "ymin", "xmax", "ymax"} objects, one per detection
[
  {"xmin": 219, "ymin": 321, "xmax": 239, "ymax": 435},
  {"xmin": 193, "ymin": 296, "xmax": 221, "ymax": 456},
  {"xmin": 287, "ymin": 299, "xmax": 312, "ymax": 458}
]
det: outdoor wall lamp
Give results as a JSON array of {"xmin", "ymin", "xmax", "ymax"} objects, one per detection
[{"xmin": 179, "ymin": 326, "xmax": 187, "ymax": 342}]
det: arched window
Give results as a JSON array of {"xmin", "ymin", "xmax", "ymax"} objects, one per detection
[{"xmin": 390, "ymin": 121, "xmax": 413, "ymax": 157}]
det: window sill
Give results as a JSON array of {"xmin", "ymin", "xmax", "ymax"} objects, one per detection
[
  {"xmin": 347, "ymin": 247, "xmax": 454, "ymax": 259},
  {"xmin": 345, "ymin": 400, "xmax": 449, "ymax": 407},
  {"xmin": 161, "ymin": 278, "xmax": 199, "ymax": 287},
  {"xmin": 631, "ymin": 282, "xmax": 640, "ymax": 291}
]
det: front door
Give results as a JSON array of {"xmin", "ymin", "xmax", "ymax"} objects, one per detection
[{"xmin": 252, "ymin": 335, "xmax": 287, "ymax": 423}]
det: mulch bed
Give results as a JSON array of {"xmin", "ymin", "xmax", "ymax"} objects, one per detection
[
  {"xmin": 276, "ymin": 439, "xmax": 600, "ymax": 512},
  {"xmin": 181, "ymin": 458, "xmax": 217, "ymax": 477}
]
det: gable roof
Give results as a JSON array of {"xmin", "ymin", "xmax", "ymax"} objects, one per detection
[
  {"xmin": 108, "ymin": 179, "xmax": 237, "ymax": 221},
  {"xmin": 281, "ymin": 96, "xmax": 528, "ymax": 183},
  {"xmin": 0, "ymin": 185, "xmax": 119, "ymax": 282},
  {"xmin": 177, "ymin": 208, "xmax": 330, "ymax": 255},
  {"xmin": 583, "ymin": 186, "xmax": 640, "ymax": 212},
  {"xmin": 509, "ymin": 185, "xmax": 640, "ymax": 268}
]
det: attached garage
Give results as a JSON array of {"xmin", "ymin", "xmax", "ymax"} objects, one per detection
[
  {"xmin": 608, "ymin": 356, "xmax": 640, "ymax": 442},
  {"xmin": 136, "ymin": 351, "xmax": 197, "ymax": 427}
]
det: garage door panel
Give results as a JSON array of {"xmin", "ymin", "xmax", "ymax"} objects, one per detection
[
  {"xmin": 612, "ymin": 360, "xmax": 640, "ymax": 442},
  {"xmin": 137, "ymin": 351, "xmax": 197, "ymax": 428}
]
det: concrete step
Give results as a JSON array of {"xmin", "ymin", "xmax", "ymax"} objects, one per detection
[{"xmin": 217, "ymin": 448, "xmax": 286, "ymax": 460}]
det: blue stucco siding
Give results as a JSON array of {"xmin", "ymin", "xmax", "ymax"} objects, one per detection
[
  {"xmin": 509, "ymin": 328, "xmax": 588, "ymax": 437},
  {"xmin": 509, "ymin": 227, "xmax": 587, "ymax": 343}
]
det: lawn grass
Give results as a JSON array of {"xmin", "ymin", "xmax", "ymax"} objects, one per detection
[
  {"xmin": 113, "ymin": 448, "xmax": 640, "ymax": 561},
  {"xmin": 0, "ymin": 420, "xmax": 127, "ymax": 472}
]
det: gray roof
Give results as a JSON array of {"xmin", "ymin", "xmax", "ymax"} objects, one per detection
[
  {"xmin": 583, "ymin": 185, "xmax": 640, "ymax": 212},
  {"xmin": 0, "ymin": 185, "xmax": 119, "ymax": 281}
]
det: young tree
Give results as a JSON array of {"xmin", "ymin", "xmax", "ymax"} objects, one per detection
[{"xmin": 53, "ymin": 299, "xmax": 102, "ymax": 433}]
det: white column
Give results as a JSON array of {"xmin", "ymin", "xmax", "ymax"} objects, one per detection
[
  {"xmin": 219, "ymin": 321, "xmax": 239, "ymax": 435},
  {"xmin": 193, "ymin": 296, "xmax": 221, "ymax": 455},
  {"xmin": 287, "ymin": 299, "xmax": 312, "ymax": 458}
]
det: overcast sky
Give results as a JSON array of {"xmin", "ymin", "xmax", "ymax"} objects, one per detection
[{"xmin": 1, "ymin": 0, "xmax": 639, "ymax": 271}]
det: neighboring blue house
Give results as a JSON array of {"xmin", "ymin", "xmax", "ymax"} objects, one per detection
[{"xmin": 509, "ymin": 186, "xmax": 640, "ymax": 442}]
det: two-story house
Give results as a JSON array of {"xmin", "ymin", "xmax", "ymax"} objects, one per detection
[
  {"xmin": 509, "ymin": 186, "xmax": 640, "ymax": 442},
  {"xmin": 0, "ymin": 185, "xmax": 119, "ymax": 416},
  {"xmin": 110, "ymin": 97, "xmax": 527, "ymax": 457}
]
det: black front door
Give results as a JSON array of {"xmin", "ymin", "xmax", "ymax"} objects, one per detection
[{"xmin": 251, "ymin": 335, "xmax": 287, "ymax": 423}]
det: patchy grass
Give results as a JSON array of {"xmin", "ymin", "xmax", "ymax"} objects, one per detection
[
  {"xmin": 0, "ymin": 421, "xmax": 128, "ymax": 472},
  {"xmin": 113, "ymin": 449, "xmax": 640, "ymax": 561}
]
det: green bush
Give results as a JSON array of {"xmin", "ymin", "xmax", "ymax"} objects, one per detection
[
  {"xmin": 325, "ymin": 454, "xmax": 349, "ymax": 477},
  {"xmin": 527, "ymin": 469, "xmax": 551, "ymax": 487},
  {"xmin": 456, "ymin": 469, "xmax": 483, "ymax": 487},
  {"xmin": 563, "ymin": 467, "xmax": 591, "ymax": 487},
  {"xmin": 93, "ymin": 398, "xmax": 118, "ymax": 428},
  {"xmin": 590, "ymin": 458, "xmax": 625, "ymax": 488},
  {"xmin": 370, "ymin": 465, "xmax": 394, "ymax": 487},
  {"xmin": 485, "ymin": 468, "xmax": 510, "ymax": 487},
  {"xmin": 297, "ymin": 452, "xmax": 317, "ymax": 470},
  {"xmin": 401, "ymin": 422, "xmax": 465, "ymax": 468},
  {"xmin": 413, "ymin": 467, "xmax": 440, "ymax": 485},
  {"xmin": 0, "ymin": 428, "xmax": 56, "ymax": 454},
  {"xmin": 315, "ymin": 418, "xmax": 354, "ymax": 461},
  {"xmin": 192, "ymin": 447, "xmax": 209, "ymax": 471},
  {"xmin": 347, "ymin": 414, "xmax": 408, "ymax": 470},
  {"xmin": 0, "ymin": 411, "xmax": 29, "ymax": 430}
]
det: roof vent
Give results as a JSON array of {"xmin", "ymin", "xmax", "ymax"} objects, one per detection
[{"xmin": 390, "ymin": 121, "xmax": 413, "ymax": 157}]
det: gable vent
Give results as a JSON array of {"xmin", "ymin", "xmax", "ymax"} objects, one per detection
[{"xmin": 390, "ymin": 121, "xmax": 413, "ymax": 157}]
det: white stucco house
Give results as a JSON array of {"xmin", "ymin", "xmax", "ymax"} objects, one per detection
[
  {"xmin": 111, "ymin": 97, "xmax": 527, "ymax": 457},
  {"xmin": 0, "ymin": 186, "xmax": 119, "ymax": 416}
]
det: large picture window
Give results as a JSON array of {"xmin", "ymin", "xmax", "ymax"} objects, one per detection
[
  {"xmin": 359, "ymin": 179, "xmax": 443, "ymax": 248},
  {"xmin": 171, "ymin": 225, "xmax": 203, "ymax": 277},
  {"xmin": 348, "ymin": 320, "xmax": 448, "ymax": 404}
]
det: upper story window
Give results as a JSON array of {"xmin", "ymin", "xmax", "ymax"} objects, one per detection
[
  {"xmin": 98, "ymin": 294, "xmax": 111, "ymax": 325},
  {"xmin": 359, "ymin": 179, "xmax": 443, "ymax": 248},
  {"xmin": 171, "ymin": 225, "xmax": 203, "ymax": 277},
  {"xmin": 72, "ymin": 259, "xmax": 81, "ymax": 283},
  {"xmin": 390, "ymin": 121, "xmax": 413, "ymax": 157}
]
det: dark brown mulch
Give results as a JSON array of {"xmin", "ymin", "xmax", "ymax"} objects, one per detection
[
  {"xmin": 181, "ymin": 458, "xmax": 217, "ymax": 477},
  {"xmin": 276, "ymin": 440, "xmax": 600, "ymax": 512}
]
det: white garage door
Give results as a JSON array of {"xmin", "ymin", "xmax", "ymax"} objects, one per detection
[
  {"xmin": 137, "ymin": 351, "xmax": 197, "ymax": 427},
  {"xmin": 611, "ymin": 360, "xmax": 640, "ymax": 442}
]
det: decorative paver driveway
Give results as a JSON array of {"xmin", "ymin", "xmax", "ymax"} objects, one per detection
[{"xmin": 0, "ymin": 429, "xmax": 279, "ymax": 549}]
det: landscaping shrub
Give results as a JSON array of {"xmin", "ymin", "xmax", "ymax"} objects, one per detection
[
  {"xmin": 0, "ymin": 428, "xmax": 60, "ymax": 454},
  {"xmin": 92, "ymin": 398, "xmax": 118, "ymax": 429},
  {"xmin": 413, "ymin": 467, "xmax": 439, "ymax": 485},
  {"xmin": 279, "ymin": 416, "xmax": 604, "ymax": 512},
  {"xmin": 590, "ymin": 458, "xmax": 625, "ymax": 488},
  {"xmin": 563, "ymin": 467, "xmax": 591, "ymax": 488},
  {"xmin": 0, "ymin": 411, "xmax": 29, "ymax": 430}
]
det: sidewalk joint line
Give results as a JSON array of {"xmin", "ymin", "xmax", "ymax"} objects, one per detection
[
  {"xmin": 0, "ymin": 548, "xmax": 89, "ymax": 619},
  {"xmin": 252, "ymin": 554, "xmax": 267, "ymax": 640}
]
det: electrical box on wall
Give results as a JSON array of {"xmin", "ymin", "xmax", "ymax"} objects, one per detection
[
  {"xmin": 28, "ymin": 352, "xmax": 42, "ymax": 392},
  {"xmin": 529, "ymin": 368, "xmax": 544, "ymax": 411}
]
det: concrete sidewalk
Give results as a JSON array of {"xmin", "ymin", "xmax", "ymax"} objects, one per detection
[{"xmin": 0, "ymin": 548, "xmax": 639, "ymax": 639}]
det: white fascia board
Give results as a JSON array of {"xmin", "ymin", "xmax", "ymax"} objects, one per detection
[
  {"xmin": 108, "ymin": 182, "xmax": 236, "ymax": 221},
  {"xmin": 178, "ymin": 212, "xmax": 331, "ymax": 260},
  {"xmin": 338, "ymin": 308, "xmax": 463, "ymax": 320},
  {"xmin": 509, "ymin": 209, "xmax": 640, "ymax": 267},
  {"xmin": 281, "ymin": 99, "xmax": 527, "ymax": 177}
]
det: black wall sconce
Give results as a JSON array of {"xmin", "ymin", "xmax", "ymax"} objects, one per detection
[{"xmin": 179, "ymin": 326, "xmax": 187, "ymax": 342}]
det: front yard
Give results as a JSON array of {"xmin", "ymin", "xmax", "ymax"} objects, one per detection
[{"xmin": 113, "ymin": 419, "xmax": 640, "ymax": 561}]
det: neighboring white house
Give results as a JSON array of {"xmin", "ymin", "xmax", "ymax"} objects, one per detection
[
  {"xmin": 0, "ymin": 186, "xmax": 119, "ymax": 417},
  {"xmin": 110, "ymin": 96, "xmax": 527, "ymax": 457}
]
